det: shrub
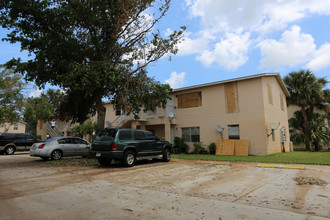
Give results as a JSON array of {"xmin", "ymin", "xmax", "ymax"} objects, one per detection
[
  {"xmin": 208, "ymin": 142, "xmax": 216, "ymax": 155},
  {"xmin": 193, "ymin": 142, "xmax": 203, "ymax": 154},
  {"xmin": 173, "ymin": 137, "xmax": 189, "ymax": 154}
]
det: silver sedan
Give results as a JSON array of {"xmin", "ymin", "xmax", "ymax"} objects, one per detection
[{"xmin": 30, "ymin": 137, "xmax": 90, "ymax": 160}]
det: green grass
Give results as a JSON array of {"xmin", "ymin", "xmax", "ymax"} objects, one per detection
[{"xmin": 172, "ymin": 151, "xmax": 330, "ymax": 165}]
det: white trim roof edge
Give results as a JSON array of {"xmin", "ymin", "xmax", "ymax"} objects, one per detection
[{"xmin": 172, "ymin": 73, "xmax": 290, "ymax": 96}]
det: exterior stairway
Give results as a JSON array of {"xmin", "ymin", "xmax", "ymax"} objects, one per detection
[{"xmin": 46, "ymin": 123, "xmax": 64, "ymax": 138}]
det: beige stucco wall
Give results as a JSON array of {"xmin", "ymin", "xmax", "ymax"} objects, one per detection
[
  {"xmin": 261, "ymin": 76, "xmax": 290, "ymax": 154},
  {"xmin": 0, "ymin": 122, "xmax": 26, "ymax": 133},
  {"xmin": 172, "ymin": 77, "xmax": 269, "ymax": 155}
]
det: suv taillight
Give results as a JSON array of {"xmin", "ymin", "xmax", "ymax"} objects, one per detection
[
  {"xmin": 112, "ymin": 143, "xmax": 118, "ymax": 151},
  {"xmin": 38, "ymin": 144, "xmax": 45, "ymax": 149}
]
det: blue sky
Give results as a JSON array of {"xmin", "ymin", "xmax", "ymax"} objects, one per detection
[{"xmin": 1, "ymin": 0, "xmax": 330, "ymax": 97}]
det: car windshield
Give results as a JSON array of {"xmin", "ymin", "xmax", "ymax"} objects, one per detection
[{"xmin": 95, "ymin": 129, "xmax": 117, "ymax": 141}]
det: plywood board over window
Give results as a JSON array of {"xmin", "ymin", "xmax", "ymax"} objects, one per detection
[
  {"xmin": 280, "ymin": 93, "xmax": 284, "ymax": 111},
  {"xmin": 225, "ymin": 82, "xmax": 239, "ymax": 113},
  {"xmin": 267, "ymin": 84, "xmax": 273, "ymax": 105},
  {"xmin": 177, "ymin": 92, "xmax": 202, "ymax": 108}
]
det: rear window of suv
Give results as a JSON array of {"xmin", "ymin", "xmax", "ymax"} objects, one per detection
[{"xmin": 95, "ymin": 129, "xmax": 117, "ymax": 141}]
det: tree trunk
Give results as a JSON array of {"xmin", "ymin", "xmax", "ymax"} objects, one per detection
[
  {"xmin": 301, "ymin": 107, "xmax": 311, "ymax": 151},
  {"xmin": 96, "ymin": 97, "xmax": 106, "ymax": 132}
]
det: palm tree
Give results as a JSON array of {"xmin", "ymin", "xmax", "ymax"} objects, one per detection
[
  {"xmin": 289, "ymin": 109, "xmax": 329, "ymax": 151},
  {"xmin": 284, "ymin": 69, "xmax": 328, "ymax": 151}
]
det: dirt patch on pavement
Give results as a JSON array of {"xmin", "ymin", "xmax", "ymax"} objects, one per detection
[{"xmin": 294, "ymin": 176, "xmax": 327, "ymax": 185}]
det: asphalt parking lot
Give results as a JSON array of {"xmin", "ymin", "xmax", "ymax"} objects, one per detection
[{"xmin": 0, "ymin": 153, "xmax": 329, "ymax": 220}]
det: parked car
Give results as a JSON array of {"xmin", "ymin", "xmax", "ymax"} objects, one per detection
[
  {"xmin": 0, "ymin": 133, "xmax": 42, "ymax": 155},
  {"xmin": 30, "ymin": 136, "xmax": 90, "ymax": 161},
  {"xmin": 91, "ymin": 128, "xmax": 172, "ymax": 167}
]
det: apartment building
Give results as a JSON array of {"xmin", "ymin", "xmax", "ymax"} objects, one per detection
[
  {"xmin": 37, "ymin": 73, "xmax": 290, "ymax": 155},
  {"xmin": 100, "ymin": 73, "xmax": 290, "ymax": 155},
  {"xmin": 0, "ymin": 122, "xmax": 26, "ymax": 133}
]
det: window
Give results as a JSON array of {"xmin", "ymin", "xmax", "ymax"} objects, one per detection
[
  {"xmin": 182, "ymin": 127, "xmax": 200, "ymax": 142},
  {"xmin": 225, "ymin": 82, "xmax": 239, "ymax": 113},
  {"xmin": 15, "ymin": 134, "xmax": 26, "ymax": 140},
  {"xmin": 118, "ymin": 130, "xmax": 132, "ymax": 140},
  {"xmin": 73, "ymin": 138, "xmax": 88, "ymax": 145},
  {"xmin": 177, "ymin": 92, "xmax": 202, "ymax": 109},
  {"xmin": 267, "ymin": 84, "xmax": 273, "ymax": 105},
  {"xmin": 228, "ymin": 125, "xmax": 240, "ymax": 140},
  {"xmin": 134, "ymin": 131, "xmax": 146, "ymax": 140},
  {"xmin": 14, "ymin": 124, "xmax": 18, "ymax": 130},
  {"xmin": 115, "ymin": 108, "xmax": 122, "ymax": 116},
  {"xmin": 58, "ymin": 138, "xmax": 74, "ymax": 144},
  {"xmin": 280, "ymin": 93, "xmax": 284, "ymax": 111},
  {"xmin": 26, "ymin": 135, "xmax": 36, "ymax": 141}
]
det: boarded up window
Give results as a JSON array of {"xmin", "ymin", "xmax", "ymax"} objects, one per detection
[
  {"xmin": 267, "ymin": 84, "xmax": 273, "ymax": 105},
  {"xmin": 280, "ymin": 93, "xmax": 284, "ymax": 111},
  {"xmin": 225, "ymin": 82, "xmax": 239, "ymax": 113},
  {"xmin": 177, "ymin": 92, "xmax": 202, "ymax": 109}
]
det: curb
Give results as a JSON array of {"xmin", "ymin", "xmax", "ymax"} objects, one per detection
[
  {"xmin": 170, "ymin": 159, "xmax": 230, "ymax": 166},
  {"xmin": 257, "ymin": 163, "xmax": 306, "ymax": 170}
]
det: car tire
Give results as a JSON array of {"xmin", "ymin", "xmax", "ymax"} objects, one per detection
[
  {"xmin": 122, "ymin": 151, "xmax": 136, "ymax": 167},
  {"xmin": 5, "ymin": 146, "xmax": 15, "ymax": 155},
  {"xmin": 40, "ymin": 156, "xmax": 49, "ymax": 161},
  {"xmin": 51, "ymin": 150, "xmax": 62, "ymax": 160},
  {"xmin": 98, "ymin": 157, "xmax": 111, "ymax": 166},
  {"xmin": 162, "ymin": 149, "xmax": 170, "ymax": 162}
]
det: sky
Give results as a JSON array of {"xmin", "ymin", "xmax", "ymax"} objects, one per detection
[{"xmin": 1, "ymin": 0, "xmax": 330, "ymax": 97}]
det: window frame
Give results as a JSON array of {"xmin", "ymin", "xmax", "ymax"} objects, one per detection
[
  {"xmin": 181, "ymin": 127, "xmax": 200, "ymax": 142},
  {"xmin": 228, "ymin": 125, "xmax": 240, "ymax": 140}
]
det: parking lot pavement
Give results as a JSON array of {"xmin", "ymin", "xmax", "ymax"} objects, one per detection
[{"xmin": 0, "ymin": 153, "xmax": 329, "ymax": 220}]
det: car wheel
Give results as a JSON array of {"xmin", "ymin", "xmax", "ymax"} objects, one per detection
[
  {"xmin": 51, "ymin": 150, "xmax": 62, "ymax": 160},
  {"xmin": 122, "ymin": 151, "xmax": 136, "ymax": 167},
  {"xmin": 162, "ymin": 149, "xmax": 170, "ymax": 162},
  {"xmin": 98, "ymin": 157, "xmax": 111, "ymax": 166},
  {"xmin": 5, "ymin": 146, "xmax": 15, "ymax": 155},
  {"xmin": 40, "ymin": 156, "xmax": 49, "ymax": 161}
]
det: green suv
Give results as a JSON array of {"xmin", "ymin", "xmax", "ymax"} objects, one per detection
[{"xmin": 91, "ymin": 128, "xmax": 172, "ymax": 167}]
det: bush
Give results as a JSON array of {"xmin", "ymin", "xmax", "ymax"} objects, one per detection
[
  {"xmin": 173, "ymin": 137, "xmax": 189, "ymax": 154},
  {"xmin": 193, "ymin": 142, "xmax": 204, "ymax": 154},
  {"xmin": 208, "ymin": 142, "xmax": 216, "ymax": 155}
]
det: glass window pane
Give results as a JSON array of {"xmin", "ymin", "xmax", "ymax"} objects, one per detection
[
  {"xmin": 228, "ymin": 125, "xmax": 240, "ymax": 139},
  {"xmin": 191, "ymin": 127, "xmax": 199, "ymax": 135},
  {"xmin": 119, "ymin": 130, "xmax": 132, "ymax": 140},
  {"xmin": 134, "ymin": 131, "xmax": 145, "ymax": 140},
  {"xmin": 182, "ymin": 128, "xmax": 190, "ymax": 135}
]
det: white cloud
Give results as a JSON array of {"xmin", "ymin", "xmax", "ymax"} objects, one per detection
[
  {"xmin": 165, "ymin": 72, "xmax": 186, "ymax": 89},
  {"xmin": 258, "ymin": 25, "xmax": 315, "ymax": 69},
  {"xmin": 179, "ymin": 1, "xmax": 330, "ymax": 71},
  {"xmin": 197, "ymin": 32, "xmax": 251, "ymax": 70},
  {"xmin": 306, "ymin": 43, "xmax": 330, "ymax": 71},
  {"xmin": 187, "ymin": 0, "xmax": 330, "ymax": 34},
  {"xmin": 29, "ymin": 89, "xmax": 43, "ymax": 98}
]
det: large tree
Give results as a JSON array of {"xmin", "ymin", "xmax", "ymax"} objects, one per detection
[
  {"xmin": 0, "ymin": 67, "xmax": 26, "ymax": 125},
  {"xmin": 1, "ymin": 0, "xmax": 185, "ymax": 131},
  {"xmin": 24, "ymin": 95, "xmax": 53, "ymax": 135},
  {"xmin": 283, "ymin": 69, "xmax": 329, "ymax": 151}
]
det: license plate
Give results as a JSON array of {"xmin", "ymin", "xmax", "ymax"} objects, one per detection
[{"xmin": 96, "ymin": 153, "xmax": 101, "ymax": 157}]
